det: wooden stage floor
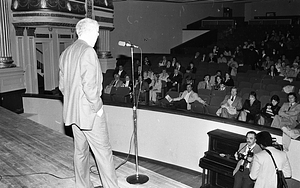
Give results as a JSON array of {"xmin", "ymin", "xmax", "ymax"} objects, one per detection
[{"xmin": 0, "ymin": 107, "xmax": 191, "ymax": 188}]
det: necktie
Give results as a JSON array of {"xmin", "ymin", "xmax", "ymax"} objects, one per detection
[{"xmin": 231, "ymin": 96, "xmax": 234, "ymax": 101}]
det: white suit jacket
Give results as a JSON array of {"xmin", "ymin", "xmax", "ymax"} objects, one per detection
[
  {"xmin": 250, "ymin": 147, "xmax": 292, "ymax": 188},
  {"xmin": 59, "ymin": 39, "xmax": 103, "ymax": 130}
]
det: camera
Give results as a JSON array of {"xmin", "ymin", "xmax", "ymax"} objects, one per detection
[{"xmin": 237, "ymin": 151, "xmax": 254, "ymax": 160}]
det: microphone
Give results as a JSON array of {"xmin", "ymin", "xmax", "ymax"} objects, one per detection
[{"xmin": 118, "ymin": 41, "xmax": 139, "ymax": 48}]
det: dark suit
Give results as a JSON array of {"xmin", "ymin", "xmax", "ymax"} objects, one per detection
[
  {"xmin": 167, "ymin": 73, "xmax": 182, "ymax": 91},
  {"xmin": 240, "ymin": 99, "xmax": 261, "ymax": 123},
  {"xmin": 113, "ymin": 69, "xmax": 127, "ymax": 80},
  {"xmin": 233, "ymin": 143, "xmax": 262, "ymax": 188}
]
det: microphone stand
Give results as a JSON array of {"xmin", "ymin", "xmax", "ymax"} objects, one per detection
[{"xmin": 126, "ymin": 46, "xmax": 149, "ymax": 184}]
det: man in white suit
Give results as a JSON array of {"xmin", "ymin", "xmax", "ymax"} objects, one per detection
[
  {"xmin": 59, "ymin": 18, "xmax": 119, "ymax": 188},
  {"xmin": 250, "ymin": 131, "xmax": 292, "ymax": 188}
]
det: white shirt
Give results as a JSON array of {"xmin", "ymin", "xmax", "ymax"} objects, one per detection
[{"xmin": 184, "ymin": 91, "xmax": 192, "ymax": 103}]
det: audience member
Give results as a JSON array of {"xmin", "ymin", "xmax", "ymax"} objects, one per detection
[
  {"xmin": 227, "ymin": 57, "xmax": 238, "ymax": 77},
  {"xmin": 122, "ymin": 75, "xmax": 133, "ymax": 92},
  {"xmin": 197, "ymin": 74, "xmax": 212, "ymax": 90},
  {"xmin": 271, "ymin": 92, "xmax": 300, "ymax": 129},
  {"xmin": 214, "ymin": 75, "xmax": 225, "ymax": 91},
  {"xmin": 149, "ymin": 73, "xmax": 162, "ymax": 105},
  {"xmin": 113, "ymin": 64, "xmax": 127, "ymax": 80},
  {"xmin": 216, "ymin": 87, "xmax": 243, "ymax": 119},
  {"xmin": 171, "ymin": 57, "xmax": 177, "ymax": 67},
  {"xmin": 104, "ymin": 74, "xmax": 123, "ymax": 94},
  {"xmin": 238, "ymin": 91, "xmax": 261, "ymax": 123},
  {"xmin": 210, "ymin": 70, "xmax": 222, "ymax": 87},
  {"xmin": 169, "ymin": 84, "xmax": 207, "ymax": 111},
  {"xmin": 142, "ymin": 71, "xmax": 152, "ymax": 85},
  {"xmin": 175, "ymin": 61, "xmax": 186, "ymax": 76},
  {"xmin": 224, "ymin": 72, "xmax": 234, "ymax": 87},
  {"xmin": 267, "ymin": 65, "xmax": 279, "ymax": 77},
  {"xmin": 135, "ymin": 75, "xmax": 149, "ymax": 105},
  {"xmin": 281, "ymin": 125, "xmax": 300, "ymax": 151},
  {"xmin": 187, "ymin": 62, "xmax": 197, "ymax": 74},
  {"xmin": 159, "ymin": 69, "xmax": 169, "ymax": 82},
  {"xmin": 158, "ymin": 55, "xmax": 167, "ymax": 67},
  {"xmin": 233, "ymin": 131, "xmax": 262, "ymax": 188},
  {"xmin": 207, "ymin": 53, "xmax": 217, "ymax": 63},
  {"xmin": 249, "ymin": 131, "xmax": 292, "ymax": 188},
  {"xmin": 165, "ymin": 60, "xmax": 174, "ymax": 75},
  {"xmin": 182, "ymin": 68, "xmax": 195, "ymax": 91},
  {"xmin": 166, "ymin": 69, "xmax": 182, "ymax": 92},
  {"xmin": 134, "ymin": 65, "xmax": 143, "ymax": 80},
  {"xmin": 217, "ymin": 54, "xmax": 227, "ymax": 64},
  {"xmin": 258, "ymin": 95, "xmax": 281, "ymax": 126},
  {"xmin": 261, "ymin": 56, "xmax": 274, "ymax": 70}
]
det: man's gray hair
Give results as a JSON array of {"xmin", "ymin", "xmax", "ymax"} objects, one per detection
[{"xmin": 76, "ymin": 18, "xmax": 99, "ymax": 37}]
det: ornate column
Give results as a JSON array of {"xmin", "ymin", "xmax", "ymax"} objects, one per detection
[
  {"xmin": 97, "ymin": 30, "xmax": 112, "ymax": 59},
  {"xmin": 0, "ymin": 0, "xmax": 15, "ymax": 68}
]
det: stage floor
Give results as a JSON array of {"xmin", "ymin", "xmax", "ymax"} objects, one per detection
[{"xmin": 0, "ymin": 107, "xmax": 191, "ymax": 188}]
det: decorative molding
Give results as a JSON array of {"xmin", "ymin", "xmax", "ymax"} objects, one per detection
[
  {"xmin": 13, "ymin": 22, "xmax": 76, "ymax": 28},
  {"xmin": 11, "ymin": 0, "xmax": 86, "ymax": 15},
  {"xmin": 94, "ymin": 6, "xmax": 113, "ymax": 13},
  {"xmin": 26, "ymin": 27, "xmax": 36, "ymax": 36},
  {"xmin": 95, "ymin": 16, "xmax": 113, "ymax": 23},
  {"xmin": 13, "ymin": 12, "xmax": 84, "ymax": 19},
  {"xmin": 15, "ymin": 27, "xmax": 25, "ymax": 36},
  {"xmin": 0, "ymin": 57, "xmax": 15, "ymax": 69}
]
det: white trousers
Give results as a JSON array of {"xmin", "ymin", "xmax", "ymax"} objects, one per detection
[{"xmin": 72, "ymin": 113, "xmax": 119, "ymax": 188}]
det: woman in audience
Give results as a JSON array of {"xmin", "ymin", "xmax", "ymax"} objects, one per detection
[
  {"xmin": 149, "ymin": 74, "xmax": 162, "ymax": 105},
  {"xmin": 187, "ymin": 62, "xmax": 197, "ymax": 74},
  {"xmin": 258, "ymin": 95, "xmax": 281, "ymax": 126},
  {"xmin": 267, "ymin": 64, "xmax": 279, "ymax": 77},
  {"xmin": 214, "ymin": 75, "xmax": 224, "ymax": 91},
  {"xmin": 224, "ymin": 72, "xmax": 234, "ymax": 87},
  {"xmin": 238, "ymin": 91, "xmax": 261, "ymax": 123}
]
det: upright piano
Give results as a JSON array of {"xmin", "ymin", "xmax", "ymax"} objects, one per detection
[{"xmin": 199, "ymin": 129, "xmax": 246, "ymax": 188}]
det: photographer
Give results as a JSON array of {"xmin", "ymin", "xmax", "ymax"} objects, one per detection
[
  {"xmin": 233, "ymin": 131, "xmax": 262, "ymax": 188},
  {"xmin": 250, "ymin": 131, "xmax": 292, "ymax": 188}
]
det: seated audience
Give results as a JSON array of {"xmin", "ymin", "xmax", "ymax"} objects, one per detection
[
  {"xmin": 122, "ymin": 75, "xmax": 133, "ymax": 92},
  {"xmin": 135, "ymin": 75, "xmax": 149, "ymax": 104},
  {"xmin": 158, "ymin": 55, "xmax": 167, "ymax": 67},
  {"xmin": 175, "ymin": 61, "xmax": 186, "ymax": 76},
  {"xmin": 271, "ymin": 92, "xmax": 300, "ymax": 129},
  {"xmin": 293, "ymin": 55, "xmax": 299, "ymax": 66},
  {"xmin": 169, "ymin": 84, "xmax": 207, "ymax": 111},
  {"xmin": 143, "ymin": 56, "xmax": 151, "ymax": 67},
  {"xmin": 216, "ymin": 87, "xmax": 243, "ymax": 119},
  {"xmin": 261, "ymin": 56, "xmax": 274, "ymax": 70},
  {"xmin": 258, "ymin": 95, "xmax": 281, "ymax": 126},
  {"xmin": 166, "ymin": 69, "xmax": 182, "ymax": 92},
  {"xmin": 224, "ymin": 72, "xmax": 234, "ymax": 87},
  {"xmin": 214, "ymin": 75, "xmax": 225, "ymax": 91},
  {"xmin": 207, "ymin": 53, "xmax": 217, "ymax": 63},
  {"xmin": 113, "ymin": 64, "xmax": 127, "ymax": 80},
  {"xmin": 159, "ymin": 69, "xmax": 169, "ymax": 82},
  {"xmin": 149, "ymin": 74, "xmax": 162, "ymax": 105},
  {"xmin": 197, "ymin": 74, "xmax": 212, "ymax": 90},
  {"xmin": 223, "ymin": 47, "xmax": 232, "ymax": 58},
  {"xmin": 238, "ymin": 91, "xmax": 261, "ymax": 123},
  {"xmin": 217, "ymin": 54, "xmax": 227, "ymax": 64},
  {"xmin": 267, "ymin": 64, "xmax": 279, "ymax": 77},
  {"xmin": 181, "ymin": 68, "xmax": 195, "ymax": 91},
  {"xmin": 143, "ymin": 71, "xmax": 152, "ymax": 85},
  {"xmin": 227, "ymin": 57, "xmax": 238, "ymax": 77},
  {"xmin": 134, "ymin": 65, "xmax": 143, "ymax": 80},
  {"xmin": 187, "ymin": 62, "xmax": 197, "ymax": 74},
  {"xmin": 281, "ymin": 126, "xmax": 300, "ymax": 151},
  {"xmin": 210, "ymin": 70, "xmax": 222, "ymax": 87},
  {"xmin": 165, "ymin": 60, "xmax": 174, "ymax": 75},
  {"xmin": 104, "ymin": 74, "xmax": 123, "ymax": 94},
  {"xmin": 171, "ymin": 57, "xmax": 177, "ymax": 67}
]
